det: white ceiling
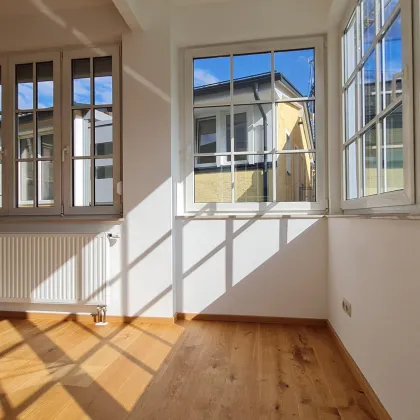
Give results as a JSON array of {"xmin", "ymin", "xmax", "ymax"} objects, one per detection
[{"xmin": 0, "ymin": 0, "xmax": 112, "ymax": 18}]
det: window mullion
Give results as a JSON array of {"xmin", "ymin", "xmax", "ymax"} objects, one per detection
[
  {"xmin": 90, "ymin": 57, "xmax": 95, "ymax": 207},
  {"xmin": 230, "ymin": 54, "xmax": 234, "ymax": 204},
  {"xmin": 33, "ymin": 62, "xmax": 38, "ymax": 208}
]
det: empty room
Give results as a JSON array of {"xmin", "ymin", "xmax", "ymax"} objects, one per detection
[{"xmin": 0, "ymin": 0, "xmax": 418, "ymax": 419}]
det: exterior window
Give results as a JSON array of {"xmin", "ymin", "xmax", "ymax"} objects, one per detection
[
  {"xmin": 341, "ymin": 0, "xmax": 413, "ymax": 209},
  {"xmin": 187, "ymin": 37, "xmax": 325, "ymax": 212},
  {"xmin": 0, "ymin": 46, "xmax": 120, "ymax": 217}
]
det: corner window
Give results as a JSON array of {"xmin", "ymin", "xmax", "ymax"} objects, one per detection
[
  {"xmin": 185, "ymin": 37, "xmax": 325, "ymax": 213},
  {"xmin": 341, "ymin": 0, "xmax": 413, "ymax": 210}
]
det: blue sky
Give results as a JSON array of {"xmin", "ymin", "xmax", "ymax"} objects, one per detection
[
  {"xmin": 17, "ymin": 76, "xmax": 112, "ymax": 110},
  {"xmin": 194, "ymin": 49, "xmax": 315, "ymax": 96}
]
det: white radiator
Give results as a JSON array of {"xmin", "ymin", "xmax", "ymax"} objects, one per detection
[{"xmin": 0, "ymin": 234, "xmax": 107, "ymax": 305}]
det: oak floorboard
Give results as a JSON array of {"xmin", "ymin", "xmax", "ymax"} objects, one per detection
[{"xmin": 0, "ymin": 320, "xmax": 379, "ymax": 420}]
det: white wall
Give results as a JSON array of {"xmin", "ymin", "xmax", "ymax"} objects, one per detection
[
  {"xmin": 177, "ymin": 218, "xmax": 327, "ymax": 318},
  {"xmin": 328, "ymin": 218, "xmax": 420, "ymax": 420}
]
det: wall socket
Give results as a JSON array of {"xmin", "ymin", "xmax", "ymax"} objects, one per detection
[{"xmin": 342, "ymin": 298, "xmax": 352, "ymax": 317}]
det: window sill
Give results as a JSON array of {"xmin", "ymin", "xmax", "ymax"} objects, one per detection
[
  {"xmin": 0, "ymin": 215, "xmax": 124, "ymax": 224},
  {"xmin": 177, "ymin": 213, "xmax": 327, "ymax": 220}
]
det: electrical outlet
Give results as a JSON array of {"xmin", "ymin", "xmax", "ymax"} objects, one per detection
[{"xmin": 342, "ymin": 298, "xmax": 352, "ymax": 317}]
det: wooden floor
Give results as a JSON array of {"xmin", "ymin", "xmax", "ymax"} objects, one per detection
[{"xmin": 0, "ymin": 318, "xmax": 378, "ymax": 420}]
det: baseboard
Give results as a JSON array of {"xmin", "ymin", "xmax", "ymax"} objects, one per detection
[
  {"xmin": 175, "ymin": 313, "xmax": 327, "ymax": 326},
  {"xmin": 327, "ymin": 321, "xmax": 392, "ymax": 420},
  {"xmin": 0, "ymin": 311, "xmax": 176, "ymax": 325}
]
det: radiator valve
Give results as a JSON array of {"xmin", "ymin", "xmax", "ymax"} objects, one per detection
[{"xmin": 95, "ymin": 305, "xmax": 108, "ymax": 326}]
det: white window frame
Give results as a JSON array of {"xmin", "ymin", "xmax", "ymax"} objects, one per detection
[
  {"xmin": 183, "ymin": 37, "xmax": 326, "ymax": 214},
  {"xmin": 340, "ymin": 0, "xmax": 414, "ymax": 211},
  {"xmin": 62, "ymin": 45, "xmax": 121, "ymax": 216},
  {"xmin": 8, "ymin": 51, "xmax": 62, "ymax": 216},
  {"xmin": 0, "ymin": 45, "xmax": 121, "ymax": 219}
]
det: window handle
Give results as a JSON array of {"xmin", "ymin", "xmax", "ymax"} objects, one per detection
[
  {"xmin": 62, "ymin": 146, "xmax": 69, "ymax": 162},
  {"xmin": 391, "ymin": 70, "xmax": 404, "ymax": 102}
]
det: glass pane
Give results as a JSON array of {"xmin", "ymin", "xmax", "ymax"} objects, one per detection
[
  {"xmin": 0, "ymin": 115, "xmax": 2, "ymax": 207},
  {"xmin": 275, "ymin": 153, "xmax": 316, "ymax": 202},
  {"xmin": 382, "ymin": 104, "xmax": 403, "ymax": 192},
  {"xmin": 0, "ymin": 67, "xmax": 2, "ymax": 113},
  {"xmin": 346, "ymin": 141, "xmax": 358, "ymax": 199},
  {"xmin": 344, "ymin": 15, "xmax": 357, "ymax": 81},
  {"xmin": 363, "ymin": 125, "xmax": 377, "ymax": 196},
  {"xmin": 381, "ymin": 14, "xmax": 402, "ymax": 109},
  {"xmin": 17, "ymin": 113, "xmax": 34, "ymax": 159},
  {"xmin": 18, "ymin": 161, "xmax": 34, "ymax": 207},
  {"xmin": 95, "ymin": 158, "xmax": 113, "ymax": 205},
  {"xmin": 73, "ymin": 159, "xmax": 91, "ymax": 206},
  {"xmin": 95, "ymin": 108, "xmax": 113, "ymax": 156},
  {"xmin": 37, "ymin": 111, "xmax": 53, "ymax": 157},
  {"xmin": 234, "ymin": 155, "xmax": 273, "ymax": 202},
  {"xmin": 233, "ymin": 53, "xmax": 271, "ymax": 102},
  {"xmin": 363, "ymin": 0, "xmax": 376, "ymax": 54},
  {"xmin": 194, "ymin": 156, "xmax": 231, "ymax": 203},
  {"xmin": 16, "ymin": 63, "xmax": 33, "ymax": 110},
  {"xmin": 229, "ymin": 104, "xmax": 274, "ymax": 155},
  {"xmin": 193, "ymin": 56, "xmax": 230, "ymax": 104},
  {"xmin": 72, "ymin": 58, "xmax": 91, "ymax": 105},
  {"xmin": 384, "ymin": 0, "xmax": 398, "ymax": 23},
  {"xmin": 195, "ymin": 116, "xmax": 216, "ymax": 165},
  {"xmin": 94, "ymin": 56, "xmax": 112, "ymax": 105},
  {"xmin": 345, "ymin": 80, "xmax": 357, "ymax": 140},
  {"xmin": 274, "ymin": 49, "xmax": 315, "ymax": 98},
  {"xmin": 363, "ymin": 52, "xmax": 376, "ymax": 125},
  {"xmin": 276, "ymin": 101, "xmax": 315, "ymax": 150},
  {"xmin": 37, "ymin": 61, "xmax": 53, "ymax": 109},
  {"xmin": 38, "ymin": 161, "xmax": 54, "ymax": 206},
  {"xmin": 73, "ymin": 109, "xmax": 91, "ymax": 157}
]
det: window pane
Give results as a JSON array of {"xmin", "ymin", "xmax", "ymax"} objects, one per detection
[
  {"xmin": 363, "ymin": 125, "xmax": 377, "ymax": 196},
  {"xmin": 233, "ymin": 53, "xmax": 271, "ymax": 102},
  {"xmin": 95, "ymin": 158, "xmax": 113, "ymax": 205},
  {"xmin": 363, "ymin": 0, "xmax": 376, "ymax": 54},
  {"xmin": 382, "ymin": 104, "xmax": 403, "ymax": 192},
  {"xmin": 363, "ymin": 52, "xmax": 376, "ymax": 125},
  {"xmin": 194, "ymin": 157, "xmax": 231, "ymax": 203},
  {"xmin": 345, "ymin": 79, "xmax": 357, "ymax": 140},
  {"xmin": 38, "ymin": 161, "xmax": 54, "ymax": 206},
  {"xmin": 37, "ymin": 111, "xmax": 53, "ymax": 157},
  {"xmin": 95, "ymin": 108, "xmax": 113, "ymax": 156},
  {"xmin": 16, "ymin": 63, "xmax": 33, "ymax": 110},
  {"xmin": 226, "ymin": 112, "xmax": 248, "ymax": 160},
  {"xmin": 94, "ymin": 56, "xmax": 112, "ymax": 105},
  {"xmin": 0, "ymin": 114, "xmax": 2, "ymax": 208},
  {"xmin": 381, "ymin": 14, "xmax": 402, "ymax": 109},
  {"xmin": 384, "ymin": 0, "xmax": 398, "ymax": 22},
  {"xmin": 0, "ymin": 67, "xmax": 2, "ymax": 113},
  {"xmin": 234, "ymin": 155, "xmax": 273, "ymax": 202},
  {"xmin": 72, "ymin": 58, "xmax": 91, "ymax": 105},
  {"xmin": 193, "ymin": 56, "xmax": 230, "ymax": 105},
  {"xmin": 73, "ymin": 109, "xmax": 91, "ymax": 157},
  {"xmin": 344, "ymin": 15, "xmax": 357, "ymax": 81},
  {"xmin": 17, "ymin": 113, "xmax": 34, "ymax": 159},
  {"xmin": 275, "ymin": 153, "xmax": 316, "ymax": 202},
  {"xmin": 73, "ymin": 159, "xmax": 91, "ymax": 206},
  {"xmin": 195, "ymin": 116, "xmax": 216, "ymax": 165},
  {"xmin": 276, "ymin": 101, "xmax": 315, "ymax": 150},
  {"xmin": 18, "ymin": 161, "xmax": 34, "ymax": 207},
  {"xmin": 274, "ymin": 49, "xmax": 315, "ymax": 99},
  {"xmin": 37, "ymin": 61, "xmax": 53, "ymax": 109},
  {"xmin": 346, "ymin": 141, "xmax": 358, "ymax": 199}
]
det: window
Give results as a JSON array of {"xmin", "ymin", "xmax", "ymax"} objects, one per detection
[
  {"xmin": 341, "ymin": 0, "xmax": 413, "ymax": 210},
  {"xmin": 185, "ymin": 37, "xmax": 325, "ymax": 213},
  {"xmin": 0, "ymin": 46, "xmax": 120, "ymax": 217}
]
